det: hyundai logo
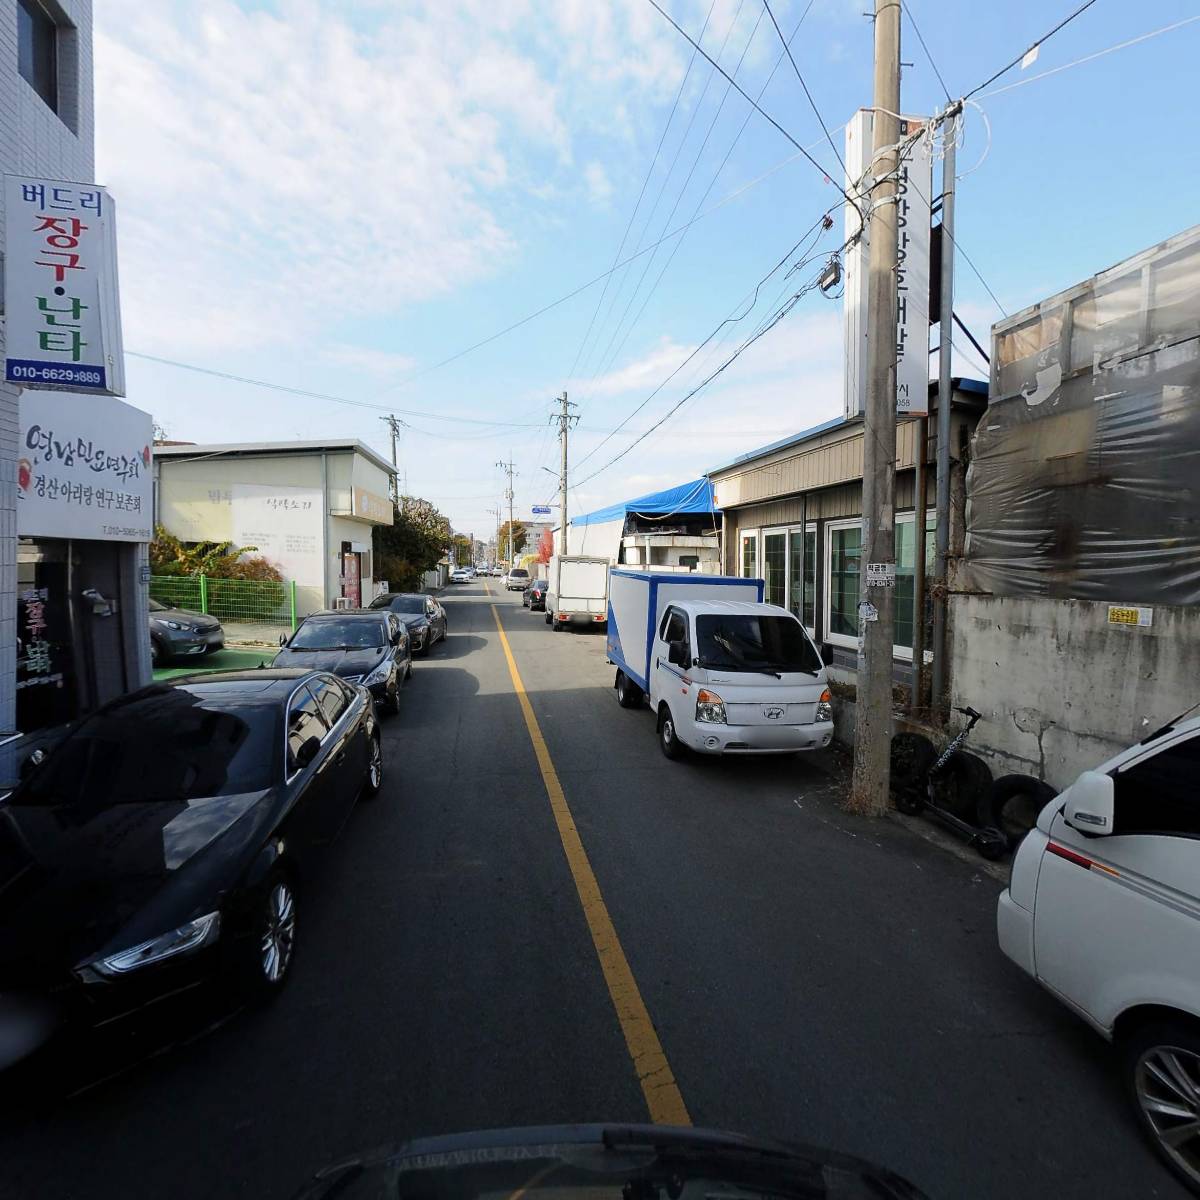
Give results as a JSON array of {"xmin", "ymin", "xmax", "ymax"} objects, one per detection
[{"xmin": 764, "ymin": 706, "xmax": 785, "ymax": 720}]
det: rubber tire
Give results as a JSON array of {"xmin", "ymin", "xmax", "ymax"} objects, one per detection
[
  {"xmin": 545, "ymin": 613, "xmax": 552, "ymax": 625},
  {"xmin": 1120, "ymin": 1018, "xmax": 1200, "ymax": 1195},
  {"xmin": 235, "ymin": 869, "xmax": 297, "ymax": 1004},
  {"xmin": 615, "ymin": 670, "xmax": 643, "ymax": 709},
  {"xmin": 979, "ymin": 774, "xmax": 1056, "ymax": 851},
  {"xmin": 150, "ymin": 637, "xmax": 164, "ymax": 668},
  {"xmin": 975, "ymin": 828, "xmax": 1009, "ymax": 861},
  {"xmin": 891, "ymin": 732, "xmax": 934, "ymax": 815},
  {"xmin": 658, "ymin": 705, "xmax": 686, "ymax": 760},
  {"xmin": 384, "ymin": 679, "xmax": 400, "ymax": 716},
  {"xmin": 553, "ymin": 619, "xmax": 564, "ymax": 632},
  {"xmin": 404, "ymin": 657, "xmax": 413, "ymax": 682},
  {"xmin": 931, "ymin": 750, "xmax": 992, "ymax": 820}
]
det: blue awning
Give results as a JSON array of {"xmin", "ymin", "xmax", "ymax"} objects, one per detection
[{"xmin": 572, "ymin": 478, "xmax": 718, "ymax": 526}]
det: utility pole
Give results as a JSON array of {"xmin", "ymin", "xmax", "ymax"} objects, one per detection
[
  {"xmin": 550, "ymin": 391, "xmax": 579, "ymax": 555},
  {"xmin": 930, "ymin": 104, "xmax": 960, "ymax": 722},
  {"xmin": 496, "ymin": 457, "xmax": 516, "ymax": 566},
  {"xmin": 849, "ymin": 0, "xmax": 901, "ymax": 816},
  {"xmin": 487, "ymin": 506, "xmax": 501, "ymax": 567},
  {"xmin": 382, "ymin": 414, "xmax": 402, "ymax": 502}
]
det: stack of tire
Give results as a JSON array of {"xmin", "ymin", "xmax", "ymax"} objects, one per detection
[{"xmin": 889, "ymin": 731, "xmax": 1054, "ymax": 858}]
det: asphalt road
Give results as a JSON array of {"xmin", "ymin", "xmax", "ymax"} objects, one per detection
[{"xmin": 0, "ymin": 579, "xmax": 1184, "ymax": 1199}]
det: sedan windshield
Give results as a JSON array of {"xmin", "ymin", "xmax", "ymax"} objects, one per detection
[
  {"xmin": 17, "ymin": 693, "xmax": 282, "ymax": 805},
  {"xmin": 289, "ymin": 619, "xmax": 385, "ymax": 649},
  {"xmin": 695, "ymin": 614, "xmax": 821, "ymax": 675},
  {"xmin": 371, "ymin": 595, "xmax": 425, "ymax": 614}
]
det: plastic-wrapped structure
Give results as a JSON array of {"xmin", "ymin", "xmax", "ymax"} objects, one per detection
[{"xmin": 964, "ymin": 224, "xmax": 1200, "ymax": 604}]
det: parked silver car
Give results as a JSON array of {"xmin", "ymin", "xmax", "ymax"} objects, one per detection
[{"xmin": 148, "ymin": 598, "xmax": 224, "ymax": 666}]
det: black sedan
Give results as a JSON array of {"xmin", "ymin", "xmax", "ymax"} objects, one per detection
[
  {"xmin": 273, "ymin": 611, "xmax": 411, "ymax": 714},
  {"xmin": 368, "ymin": 592, "xmax": 447, "ymax": 655},
  {"xmin": 0, "ymin": 669, "xmax": 382, "ymax": 1070},
  {"xmin": 524, "ymin": 579, "xmax": 548, "ymax": 611},
  {"xmin": 149, "ymin": 598, "xmax": 224, "ymax": 666}
]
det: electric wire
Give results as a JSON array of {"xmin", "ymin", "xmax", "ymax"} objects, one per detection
[{"xmin": 901, "ymin": 1, "xmax": 952, "ymax": 103}]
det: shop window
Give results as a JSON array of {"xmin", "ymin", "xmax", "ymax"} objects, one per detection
[
  {"xmin": 828, "ymin": 524, "xmax": 861, "ymax": 640},
  {"xmin": 788, "ymin": 527, "xmax": 816, "ymax": 631},
  {"xmin": 740, "ymin": 533, "xmax": 757, "ymax": 579}
]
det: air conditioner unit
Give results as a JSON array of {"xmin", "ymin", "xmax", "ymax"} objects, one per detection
[{"xmin": 334, "ymin": 596, "xmax": 352, "ymax": 610}]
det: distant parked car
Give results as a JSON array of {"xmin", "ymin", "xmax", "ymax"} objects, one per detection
[
  {"xmin": 450, "ymin": 568, "xmax": 471, "ymax": 584},
  {"xmin": 491, "ymin": 566, "xmax": 504, "ymax": 577},
  {"xmin": 368, "ymin": 592, "xmax": 447, "ymax": 655},
  {"xmin": 273, "ymin": 611, "xmax": 411, "ymax": 714},
  {"xmin": 0, "ymin": 668, "xmax": 382, "ymax": 1071},
  {"xmin": 148, "ymin": 597, "xmax": 224, "ymax": 666},
  {"xmin": 505, "ymin": 567, "xmax": 530, "ymax": 591},
  {"xmin": 998, "ymin": 714, "xmax": 1200, "ymax": 1194},
  {"xmin": 524, "ymin": 579, "xmax": 548, "ymax": 611}
]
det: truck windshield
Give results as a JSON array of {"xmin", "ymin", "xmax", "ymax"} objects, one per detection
[{"xmin": 695, "ymin": 614, "xmax": 821, "ymax": 675}]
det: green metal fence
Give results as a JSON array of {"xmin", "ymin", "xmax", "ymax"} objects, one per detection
[{"xmin": 150, "ymin": 575, "xmax": 297, "ymax": 633}]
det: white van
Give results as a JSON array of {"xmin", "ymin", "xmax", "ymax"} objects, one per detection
[
  {"xmin": 997, "ymin": 712, "xmax": 1200, "ymax": 1191},
  {"xmin": 607, "ymin": 570, "xmax": 832, "ymax": 758}
]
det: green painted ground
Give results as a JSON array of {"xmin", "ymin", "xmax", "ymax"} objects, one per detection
[{"xmin": 152, "ymin": 646, "xmax": 275, "ymax": 682}]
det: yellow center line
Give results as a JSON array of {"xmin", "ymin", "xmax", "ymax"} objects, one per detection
[{"xmin": 489, "ymin": 602, "xmax": 691, "ymax": 1127}]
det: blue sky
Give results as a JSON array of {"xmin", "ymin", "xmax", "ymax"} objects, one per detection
[{"xmin": 94, "ymin": 0, "xmax": 1199, "ymax": 540}]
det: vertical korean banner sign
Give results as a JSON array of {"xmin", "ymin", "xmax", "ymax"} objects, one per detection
[{"xmin": 3, "ymin": 174, "xmax": 125, "ymax": 395}]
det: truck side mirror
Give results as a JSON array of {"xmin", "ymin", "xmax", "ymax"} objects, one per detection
[
  {"xmin": 667, "ymin": 639, "xmax": 689, "ymax": 667},
  {"xmin": 1063, "ymin": 770, "xmax": 1114, "ymax": 837}
]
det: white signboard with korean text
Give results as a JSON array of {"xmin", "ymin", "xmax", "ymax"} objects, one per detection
[
  {"xmin": 230, "ymin": 484, "xmax": 323, "ymax": 586},
  {"xmin": 4, "ymin": 174, "xmax": 125, "ymax": 395},
  {"xmin": 843, "ymin": 111, "xmax": 933, "ymax": 418},
  {"xmin": 18, "ymin": 391, "xmax": 152, "ymax": 541}
]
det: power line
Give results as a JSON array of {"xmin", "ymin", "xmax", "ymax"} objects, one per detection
[
  {"xmin": 644, "ymin": 0, "xmax": 863, "ymax": 224},
  {"xmin": 901, "ymin": 1, "xmax": 952, "ymax": 102},
  {"xmin": 964, "ymin": 0, "xmax": 1099, "ymax": 100},
  {"xmin": 564, "ymin": 0, "xmax": 719, "ymax": 383},
  {"xmin": 978, "ymin": 13, "xmax": 1200, "ymax": 98},
  {"xmin": 761, "ymin": 0, "xmax": 846, "ymax": 175}
]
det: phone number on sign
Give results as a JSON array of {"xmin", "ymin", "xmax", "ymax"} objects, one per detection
[{"xmin": 7, "ymin": 364, "xmax": 104, "ymax": 385}]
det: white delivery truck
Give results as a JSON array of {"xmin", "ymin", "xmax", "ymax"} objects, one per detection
[
  {"xmin": 606, "ymin": 569, "xmax": 833, "ymax": 759},
  {"xmin": 545, "ymin": 555, "xmax": 609, "ymax": 631}
]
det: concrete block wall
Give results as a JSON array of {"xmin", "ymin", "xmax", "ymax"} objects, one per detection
[
  {"xmin": 0, "ymin": 0, "xmax": 95, "ymax": 733},
  {"xmin": 948, "ymin": 594, "xmax": 1200, "ymax": 791}
]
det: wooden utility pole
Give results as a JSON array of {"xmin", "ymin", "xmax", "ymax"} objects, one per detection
[
  {"xmin": 849, "ymin": 0, "xmax": 901, "ymax": 815},
  {"xmin": 551, "ymin": 391, "xmax": 579, "ymax": 556},
  {"xmin": 382, "ymin": 414, "xmax": 402, "ymax": 502}
]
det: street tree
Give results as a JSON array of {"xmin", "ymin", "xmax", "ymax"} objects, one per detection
[
  {"xmin": 535, "ymin": 527, "xmax": 554, "ymax": 564},
  {"xmin": 497, "ymin": 519, "xmax": 528, "ymax": 562},
  {"xmin": 373, "ymin": 495, "xmax": 452, "ymax": 591}
]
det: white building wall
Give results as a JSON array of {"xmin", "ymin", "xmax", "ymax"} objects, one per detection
[{"xmin": 0, "ymin": 0, "xmax": 95, "ymax": 732}]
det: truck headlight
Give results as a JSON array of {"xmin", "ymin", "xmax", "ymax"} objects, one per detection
[
  {"xmin": 92, "ymin": 913, "xmax": 220, "ymax": 976},
  {"xmin": 696, "ymin": 688, "xmax": 726, "ymax": 724},
  {"xmin": 816, "ymin": 688, "xmax": 833, "ymax": 723}
]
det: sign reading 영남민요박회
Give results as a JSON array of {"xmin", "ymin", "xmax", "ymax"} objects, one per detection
[
  {"xmin": 3, "ymin": 175, "xmax": 125, "ymax": 396},
  {"xmin": 18, "ymin": 391, "xmax": 152, "ymax": 542}
]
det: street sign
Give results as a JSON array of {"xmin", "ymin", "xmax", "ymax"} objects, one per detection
[
  {"xmin": 4, "ymin": 175, "xmax": 125, "ymax": 395},
  {"xmin": 531, "ymin": 505, "xmax": 552, "ymax": 515}
]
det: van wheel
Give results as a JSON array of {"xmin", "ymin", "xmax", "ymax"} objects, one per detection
[
  {"xmin": 1123, "ymin": 1018, "xmax": 1200, "ymax": 1193},
  {"xmin": 545, "ymin": 612, "xmax": 552, "ymax": 625},
  {"xmin": 615, "ymin": 670, "xmax": 643, "ymax": 709},
  {"xmin": 658, "ymin": 705, "xmax": 686, "ymax": 760}
]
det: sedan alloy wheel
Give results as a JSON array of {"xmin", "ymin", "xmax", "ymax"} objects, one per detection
[
  {"xmin": 1131, "ymin": 1032, "xmax": 1200, "ymax": 1189},
  {"xmin": 260, "ymin": 880, "xmax": 297, "ymax": 985}
]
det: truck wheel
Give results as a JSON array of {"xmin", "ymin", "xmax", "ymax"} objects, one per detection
[
  {"xmin": 978, "ymin": 774, "xmax": 1056, "ymax": 851},
  {"xmin": 658, "ymin": 704, "xmax": 686, "ymax": 760},
  {"xmin": 615, "ymin": 670, "xmax": 643, "ymax": 709},
  {"xmin": 545, "ymin": 612, "xmax": 552, "ymax": 625}
]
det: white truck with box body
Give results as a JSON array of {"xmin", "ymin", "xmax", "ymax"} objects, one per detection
[
  {"xmin": 546, "ymin": 555, "xmax": 609, "ymax": 631},
  {"xmin": 606, "ymin": 570, "xmax": 833, "ymax": 758}
]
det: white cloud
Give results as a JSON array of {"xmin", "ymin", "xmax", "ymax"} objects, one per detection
[
  {"xmin": 584, "ymin": 161, "xmax": 614, "ymax": 205},
  {"xmin": 320, "ymin": 344, "xmax": 417, "ymax": 379}
]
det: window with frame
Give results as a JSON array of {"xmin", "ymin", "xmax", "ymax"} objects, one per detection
[
  {"xmin": 663, "ymin": 609, "xmax": 687, "ymax": 645},
  {"xmin": 828, "ymin": 524, "xmax": 861, "ymax": 639},
  {"xmin": 310, "ymin": 677, "xmax": 349, "ymax": 728},
  {"xmin": 287, "ymin": 687, "xmax": 329, "ymax": 769},
  {"xmin": 1113, "ymin": 737, "xmax": 1200, "ymax": 837},
  {"xmin": 740, "ymin": 534, "xmax": 757, "ymax": 579},
  {"xmin": 788, "ymin": 527, "xmax": 816, "ymax": 630},
  {"xmin": 763, "ymin": 531, "xmax": 786, "ymax": 607},
  {"xmin": 894, "ymin": 514, "xmax": 936, "ymax": 651},
  {"xmin": 18, "ymin": 0, "xmax": 58, "ymax": 113}
]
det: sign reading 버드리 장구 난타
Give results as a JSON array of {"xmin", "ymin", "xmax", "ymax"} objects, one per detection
[
  {"xmin": 3, "ymin": 175, "xmax": 125, "ymax": 396},
  {"xmin": 18, "ymin": 392, "xmax": 152, "ymax": 542}
]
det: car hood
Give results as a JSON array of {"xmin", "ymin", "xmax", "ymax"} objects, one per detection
[
  {"xmin": 273, "ymin": 646, "xmax": 387, "ymax": 676},
  {"xmin": 290, "ymin": 1124, "xmax": 927, "ymax": 1200},
  {"xmin": 0, "ymin": 788, "xmax": 275, "ymax": 982},
  {"xmin": 152, "ymin": 606, "xmax": 221, "ymax": 631},
  {"xmin": 394, "ymin": 614, "xmax": 428, "ymax": 628}
]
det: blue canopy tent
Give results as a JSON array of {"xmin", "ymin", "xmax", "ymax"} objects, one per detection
[{"xmin": 567, "ymin": 479, "xmax": 720, "ymax": 562}]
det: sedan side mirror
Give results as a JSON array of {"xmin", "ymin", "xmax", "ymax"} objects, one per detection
[
  {"xmin": 278, "ymin": 634, "xmax": 287, "ymax": 647},
  {"xmin": 1063, "ymin": 770, "xmax": 1114, "ymax": 836},
  {"xmin": 296, "ymin": 735, "xmax": 321, "ymax": 770},
  {"xmin": 667, "ymin": 639, "xmax": 689, "ymax": 668}
]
